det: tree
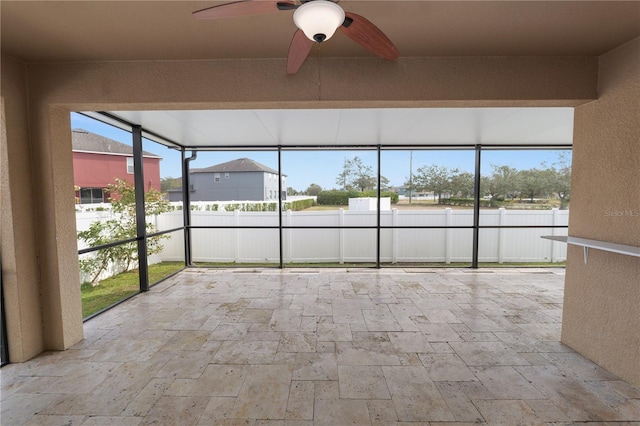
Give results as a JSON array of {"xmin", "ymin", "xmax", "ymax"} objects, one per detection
[
  {"xmin": 161, "ymin": 176, "xmax": 182, "ymax": 193},
  {"xmin": 547, "ymin": 152, "xmax": 572, "ymax": 209},
  {"xmin": 449, "ymin": 171, "xmax": 475, "ymax": 198},
  {"xmin": 336, "ymin": 157, "xmax": 354, "ymax": 190},
  {"xmin": 413, "ymin": 165, "xmax": 455, "ymax": 204},
  {"xmin": 305, "ymin": 183, "xmax": 323, "ymax": 196},
  {"xmin": 335, "ymin": 156, "xmax": 388, "ymax": 192},
  {"xmin": 78, "ymin": 178, "xmax": 171, "ymax": 286},
  {"xmin": 351, "ymin": 156, "xmax": 376, "ymax": 191},
  {"xmin": 483, "ymin": 165, "xmax": 520, "ymax": 201},
  {"xmin": 518, "ymin": 168, "xmax": 551, "ymax": 203},
  {"xmin": 378, "ymin": 175, "xmax": 391, "ymax": 191}
]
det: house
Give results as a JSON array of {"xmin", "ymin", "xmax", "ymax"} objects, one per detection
[
  {"xmin": 72, "ymin": 129, "xmax": 162, "ymax": 203},
  {"xmin": 1, "ymin": 1, "xmax": 639, "ymax": 421},
  {"xmin": 168, "ymin": 158, "xmax": 286, "ymax": 202}
]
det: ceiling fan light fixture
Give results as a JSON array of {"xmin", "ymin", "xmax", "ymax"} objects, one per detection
[{"xmin": 293, "ymin": 0, "xmax": 345, "ymax": 43}]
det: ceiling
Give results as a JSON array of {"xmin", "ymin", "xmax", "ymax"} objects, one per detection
[
  {"xmin": 3, "ymin": 1, "xmax": 637, "ymax": 148},
  {"xmin": 2, "ymin": 1, "xmax": 639, "ymax": 63},
  {"xmin": 87, "ymin": 107, "xmax": 574, "ymax": 148}
]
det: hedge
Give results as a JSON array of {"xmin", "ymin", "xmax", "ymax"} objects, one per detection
[
  {"xmin": 361, "ymin": 190, "xmax": 400, "ymax": 204},
  {"xmin": 168, "ymin": 199, "xmax": 315, "ymax": 212},
  {"xmin": 441, "ymin": 197, "xmax": 494, "ymax": 207},
  {"xmin": 317, "ymin": 190, "xmax": 399, "ymax": 205},
  {"xmin": 283, "ymin": 198, "xmax": 316, "ymax": 211}
]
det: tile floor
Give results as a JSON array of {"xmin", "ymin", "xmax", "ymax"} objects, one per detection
[{"xmin": 2, "ymin": 268, "xmax": 640, "ymax": 425}]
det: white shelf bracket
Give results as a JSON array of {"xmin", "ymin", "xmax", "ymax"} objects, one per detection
[{"xmin": 541, "ymin": 235, "xmax": 640, "ymax": 265}]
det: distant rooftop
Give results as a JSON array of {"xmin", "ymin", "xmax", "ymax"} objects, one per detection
[
  {"xmin": 192, "ymin": 158, "xmax": 283, "ymax": 175},
  {"xmin": 72, "ymin": 129, "xmax": 161, "ymax": 158}
]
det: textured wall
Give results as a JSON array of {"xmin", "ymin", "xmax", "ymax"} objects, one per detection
[
  {"xmin": 24, "ymin": 56, "xmax": 598, "ymax": 108},
  {"xmin": 0, "ymin": 54, "xmax": 44, "ymax": 361},
  {"xmin": 563, "ymin": 38, "xmax": 640, "ymax": 386}
]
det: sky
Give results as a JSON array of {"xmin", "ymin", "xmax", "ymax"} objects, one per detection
[{"xmin": 72, "ymin": 112, "xmax": 570, "ymax": 192}]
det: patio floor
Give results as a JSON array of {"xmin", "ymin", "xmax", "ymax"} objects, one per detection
[{"xmin": 2, "ymin": 268, "xmax": 639, "ymax": 425}]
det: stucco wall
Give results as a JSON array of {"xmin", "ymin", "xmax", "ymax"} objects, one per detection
[
  {"xmin": 1, "ymin": 54, "xmax": 44, "ymax": 361},
  {"xmin": 23, "ymin": 56, "xmax": 598, "ymax": 108},
  {"xmin": 563, "ymin": 37, "xmax": 640, "ymax": 386}
]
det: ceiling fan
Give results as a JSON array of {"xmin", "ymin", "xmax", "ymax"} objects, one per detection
[{"xmin": 193, "ymin": 0, "xmax": 399, "ymax": 74}]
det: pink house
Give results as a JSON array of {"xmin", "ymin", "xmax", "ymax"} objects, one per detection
[{"xmin": 72, "ymin": 129, "xmax": 162, "ymax": 203}]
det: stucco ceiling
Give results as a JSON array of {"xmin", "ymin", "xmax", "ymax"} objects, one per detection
[
  {"xmin": 4, "ymin": 1, "xmax": 637, "ymax": 148},
  {"xmin": 2, "ymin": 1, "xmax": 639, "ymax": 63}
]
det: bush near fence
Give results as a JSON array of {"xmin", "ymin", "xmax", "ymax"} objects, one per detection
[
  {"xmin": 442, "ymin": 198, "xmax": 559, "ymax": 209},
  {"xmin": 318, "ymin": 190, "xmax": 399, "ymax": 205},
  {"xmin": 361, "ymin": 190, "xmax": 399, "ymax": 204},
  {"xmin": 165, "ymin": 198, "xmax": 315, "ymax": 212},
  {"xmin": 443, "ymin": 198, "xmax": 493, "ymax": 207}
]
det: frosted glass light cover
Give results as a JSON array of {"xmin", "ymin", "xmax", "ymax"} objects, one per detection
[{"xmin": 293, "ymin": 0, "xmax": 345, "ymax": 43}]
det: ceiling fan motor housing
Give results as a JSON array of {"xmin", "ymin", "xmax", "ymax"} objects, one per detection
[{"xmin": 293, "ymin": 0, "xmax": 346, "ymax": 43}]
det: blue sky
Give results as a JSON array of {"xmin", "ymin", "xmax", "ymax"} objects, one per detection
[{"xmin": 72, "ymin": 113, "xmax": 570, "ymax": 191}]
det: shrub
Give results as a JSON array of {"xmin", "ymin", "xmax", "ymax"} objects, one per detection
[
  {"xmin": 361, "ymin": 190, "xmax": 399, "ymax": 204},
  {"xmin": 440, "ymin": 198, "xmax": 501, "ymax": 208},
  {"xmin": 77, "ymin": 179, "xmax": 170, "ymax": 286},
  {"xmin": 317, "ymin": 190, "xmax": 361, "ymax": 205},
  {"xmin": 284, "ymin": 198, "xmax": 315, "ymax": 211},
  {"xmin": 318, "ymin": 190, "xmax": 398, "ymax": 205}
]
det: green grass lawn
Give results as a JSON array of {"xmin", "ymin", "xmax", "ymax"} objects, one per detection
[{"xmin": 81, "ymin": 261, "xmax": 184, "ymax": 318}]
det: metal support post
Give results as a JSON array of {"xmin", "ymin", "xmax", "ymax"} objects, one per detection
[
  {"xmin": 278, "ymin": 147, "xmax": 284, "ymax": 269},
  {"xmin": 132, "ymin": 125, "xmax": 149, "ymax": 291},
  {"xmin": 472, "ymin": 145, "xmax": 482, "ymax": 268},
  {"xmin": 183, "ymin": 150, "xmax": 197, "ymax": 266},
  {"xmin": 376, "ymin": 146, "xmax": 381, "ymax": 268}
]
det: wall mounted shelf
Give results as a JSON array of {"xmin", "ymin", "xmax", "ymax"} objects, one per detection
[{"xmin": 541, "ymin": 235, "xmax": 640, "ymax": 264}]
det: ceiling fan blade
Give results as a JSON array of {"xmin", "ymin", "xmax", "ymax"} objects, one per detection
[
  {"xmin": 339, "ymin": 12, "xmax": 399, "ymax": 61},
  {"xmin": 193, "ymin": 0, "xmax": 296, "ymax": 20},
  {"xmin": 287, "ymin": 29, "xmax": 314, "ymax": 74}
]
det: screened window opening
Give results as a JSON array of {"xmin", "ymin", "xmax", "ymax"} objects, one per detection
[{"xmin": 72, "ymin": 108, "xmax": 573, "ymax": 319}]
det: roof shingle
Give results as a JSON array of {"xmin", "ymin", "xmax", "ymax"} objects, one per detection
[
  {"xmin": 72, "ymin": 129, "xmax": 161, "ymax": 158},
  {"xmin": 192, "ymin": 158, "xmax": 282, "ymax": 175}
]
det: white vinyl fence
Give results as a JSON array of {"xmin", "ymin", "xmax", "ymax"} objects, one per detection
[{"xmin": 76, "ymin": 207, "xmax": 568, "ymax": 281}]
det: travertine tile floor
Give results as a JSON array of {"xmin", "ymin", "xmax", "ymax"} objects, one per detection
[{"xmin": 2, "ymin": 268, "xmax": 640, "ymax": 425}]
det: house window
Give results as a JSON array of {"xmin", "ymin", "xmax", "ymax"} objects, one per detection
[
  {"xmin": 80, "ymin": 187, "xmax": 104, "ymax": 204},
  {"xmin": 225, "ymin": 173, "xmax": 230, "ymax": 179},
  {"xmin": 214, "ymin": 173, "xmax": 220, "ymax": 183},
  {"xmin": 126, "ymin": 157, "xmax": 134, "ymax": 174}
]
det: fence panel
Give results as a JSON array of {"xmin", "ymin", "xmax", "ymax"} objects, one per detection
[{"xmin": 77, "ymin": 207, "xmax": 569, "ymax": 272}]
